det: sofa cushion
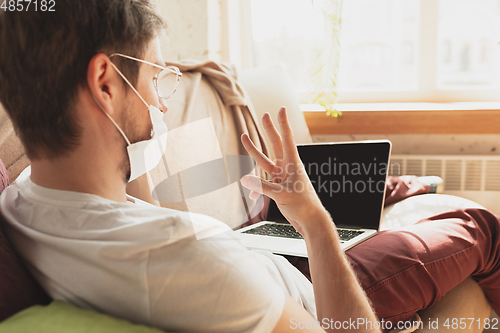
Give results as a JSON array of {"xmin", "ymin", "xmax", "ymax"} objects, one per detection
[
  {"xmin": 0, "ymin": 159, "xmax": 51, "ymax": 321},
  {"xmin": 0, "ymin": 300, "xmax": 165, "ymax": 333},
  {"xmin": 239, "ymin": 63, "xmax": 313, "ymax": 145}
]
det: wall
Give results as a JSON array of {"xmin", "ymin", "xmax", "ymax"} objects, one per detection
[
  {"xmin": 156, "ymin": 0, "xmax": 248, "ymax": 66},
  {"xmin": 156, "ymin": 0, "xmax": 222, "ymax": 62}
]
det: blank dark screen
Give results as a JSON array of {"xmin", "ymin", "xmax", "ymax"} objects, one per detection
[{"xmin": 266, "ymin": 141, "xmax": 391, "ymax": 229}]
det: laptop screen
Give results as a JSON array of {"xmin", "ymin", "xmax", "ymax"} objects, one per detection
[{"xmin": 266, "ymin": 141, "xmax": 391, "ymax": 230}]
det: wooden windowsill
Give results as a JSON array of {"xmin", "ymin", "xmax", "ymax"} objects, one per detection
[{"xmin": 301, "ymin": 102, "xmax": 500, "ymax": 135}]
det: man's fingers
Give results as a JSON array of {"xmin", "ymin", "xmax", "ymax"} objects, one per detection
[
  {"xmin": 241, "ymin": 133, "xmax": 275, "ymax": 176},
  {"xmin": 277, "ymin": 107, "xmax": 299, "ymax": 164},
  {"xmin": 262, "ymin": 113, "xmax": 284, "ymax": 161},
  {"xmin": 240, "ymin": 175, "xmax": 281, "ymax": 200}
]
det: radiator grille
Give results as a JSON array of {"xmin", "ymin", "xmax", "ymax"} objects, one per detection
[
  {"xmin": 390, "ymin": 155, "xmax": 500, "ymax": 192},
  {"xmin": 426, "ymin": 159, "xmax": 443, "ymax": 178},
  {"xmin": 485, "ymin": 161, "xmax": 500, "ymax": 191}
]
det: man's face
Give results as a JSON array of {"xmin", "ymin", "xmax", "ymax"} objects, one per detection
[{"xmin": 121, "ymin": 37, "xmax": 168, "ymax": 145}]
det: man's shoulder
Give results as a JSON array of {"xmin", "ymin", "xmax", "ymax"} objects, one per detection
[{"xmin": 0, "ymin": 173, "xmax": 222, "ymax": 240}]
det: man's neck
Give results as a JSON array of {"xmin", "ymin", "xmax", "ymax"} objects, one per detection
[{"xmin": 30, "ymin": 149, "xmax": 128, "ymax": 203}]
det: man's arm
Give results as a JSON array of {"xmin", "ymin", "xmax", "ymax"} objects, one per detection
[
  {"xmin": 272, "ymin": 294, "xmax": 326, "ymax": 333},
  {"xmin": 304, "ymin": 211, "xmax": 380, "ymax": 332},
  {"xmin": 241, "ymin": 107, "xmax": 381, "ymax": 333}
]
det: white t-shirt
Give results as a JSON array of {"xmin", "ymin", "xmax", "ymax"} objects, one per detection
[{"xmin": 0, "ymin": 171, "xmax": 315, "ymax": 332}]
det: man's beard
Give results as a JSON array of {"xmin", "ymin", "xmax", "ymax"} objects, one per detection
[
  {"xmin": 120, "ymin": 153, "xmax": 131, "ymax": 183},
  {"xmin": 127, "ymin": 109, "xmax": 153, "ymax": 144},
  {"xmin": 119, "ymin": 105, "xmax": 153, "ymax": 183}
]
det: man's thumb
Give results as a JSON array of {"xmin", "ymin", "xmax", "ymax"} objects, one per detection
[{"xmin": 240, "ymin": 175, "xmax": 281, "ymax": 200}]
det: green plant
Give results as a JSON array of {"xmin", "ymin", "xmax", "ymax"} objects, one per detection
[{"xmin": 309, "ymin": 0, "xmax": 343, "ymax": 117}]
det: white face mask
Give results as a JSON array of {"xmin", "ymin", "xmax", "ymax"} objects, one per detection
[{"xmin": 92, "ymin": 91, "xmax": 168, "ymax": 183}]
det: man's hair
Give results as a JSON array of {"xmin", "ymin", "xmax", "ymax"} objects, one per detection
[{"xmin": 0, "ymin": 0, "xmax": 166, "ymax": 159}]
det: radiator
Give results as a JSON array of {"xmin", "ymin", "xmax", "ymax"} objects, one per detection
[{"xmin": 390, "ymin": 154, "xmax": 500, "ymax": 216}]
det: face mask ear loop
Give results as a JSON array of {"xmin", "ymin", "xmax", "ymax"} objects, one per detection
[
  {"xmin": 91, "ymin": 93, "xmax": 132, "ymax": 146},
  {"xmin": 108, "ymin": 62, "xmax": 149, "ymax": 109}
]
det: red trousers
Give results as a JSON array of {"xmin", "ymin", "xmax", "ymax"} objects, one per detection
[{"xmin": 285, "ymin": 176, "xmax": 500, "ymax": 324}]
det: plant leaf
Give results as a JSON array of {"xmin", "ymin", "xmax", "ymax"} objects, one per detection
[{"xmin": 308, "ymin": 0, "xmax": 343, "ymax": 118}]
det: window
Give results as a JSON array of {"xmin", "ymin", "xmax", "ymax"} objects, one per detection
[
  {"xmin": 437, "ymin": 0, "xmax": 500, "ymax": 89},
  {"xmin": 250, "ymin": 0, "xmax": 325, "ymax": 93},
  {"xmin": 245, "ymin": 0, "xmax": 500, "ymax": 103},
  {"xmin": 338, "ymin": 0, "xmax": 419, "ymax": 91}
]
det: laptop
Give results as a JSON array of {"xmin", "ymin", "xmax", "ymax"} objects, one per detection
[{"xmin": 236, "ymin": 140, "xmax": 392, "ymax": 257}]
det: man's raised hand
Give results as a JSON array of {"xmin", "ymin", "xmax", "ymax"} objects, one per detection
[{"xmin": 240, "ymin": 107, "xmax": 329, "ymax": 236}]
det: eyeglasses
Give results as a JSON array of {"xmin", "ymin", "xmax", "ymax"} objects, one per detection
[{"xmin": 109, "ymin": 53, "xmax": 182, "ymax": 100}]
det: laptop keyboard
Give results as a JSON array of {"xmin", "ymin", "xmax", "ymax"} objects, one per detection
[
  {"xmin": 243, "ymin": 224, "xmax": 304, "ymax": 239},
  {"xmin": 337, "ymin": 229, "xmax": 365, "ymax": 241},
  {"xmin": 243, "ymin": 224, "xmax": 365, "ymax": 242}
]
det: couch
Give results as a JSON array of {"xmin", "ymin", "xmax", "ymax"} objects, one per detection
[{"xmin": 0, "ymin": 61, "xmax": 498, "ymax": 332}]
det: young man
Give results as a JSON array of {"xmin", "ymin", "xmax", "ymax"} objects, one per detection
[{"xmin": 0, "ymin": 1, "xmax": 498, "ymax": 333}]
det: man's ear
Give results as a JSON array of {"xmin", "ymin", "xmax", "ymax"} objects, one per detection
[{"xmin": 86, "ymin": 53, "xmax": 120, "ymax": 116}]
